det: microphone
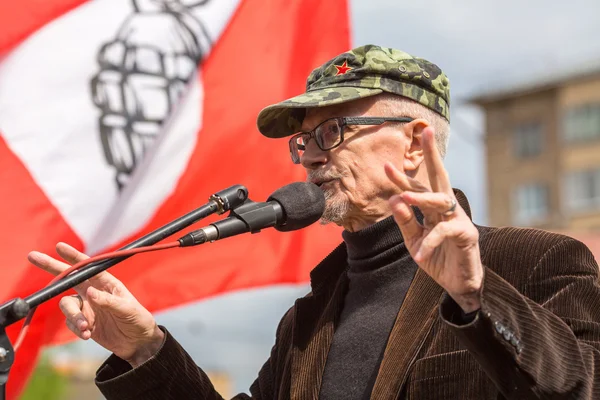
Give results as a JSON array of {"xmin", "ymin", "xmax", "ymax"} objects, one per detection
[
  {"xmin": 209, "ymin": 184, "xmax": 250, "ymax": 214},
  {"xmin": 178, "ymin": 182, "xmax": 325, "ymax": 247}
]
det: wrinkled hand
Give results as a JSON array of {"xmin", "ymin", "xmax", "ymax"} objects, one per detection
[
  {"xmin": 28, "ymin": 243, "xmax": 164, "ymax": 367},
  {"xmin": 384, "ymin": 127, "xmax": 483, "ymax": 313}
]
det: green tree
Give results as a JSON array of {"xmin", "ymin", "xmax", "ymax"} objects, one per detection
[{"xmin": 20, "ymin": 355, "xmax": 68, "ymax": 400}]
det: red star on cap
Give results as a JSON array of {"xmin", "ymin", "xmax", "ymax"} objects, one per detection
[{"xmin": 334, "ymin": 61, "xmax": 352, "ymax": 76}]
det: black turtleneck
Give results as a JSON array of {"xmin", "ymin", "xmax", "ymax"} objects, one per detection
[{"xmin": 319, "ymin": 216, "xmax": 418, "ymax": 400}]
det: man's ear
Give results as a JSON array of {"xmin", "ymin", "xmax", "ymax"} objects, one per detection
[{"xmin": 403, "ymin": 119, "xmax": 428, "ymax": 175}]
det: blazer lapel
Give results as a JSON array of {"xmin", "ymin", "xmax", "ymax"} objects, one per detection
[
  {"xmin": 290, "ymin": 271, "xmax": 348, "ymax": 400},
  {"xmin": 370, "ymin": 267, "xmax": 444, "ymax": 400}
]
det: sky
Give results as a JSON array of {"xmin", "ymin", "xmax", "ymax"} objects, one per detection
[{"xmin": 58, "ymin": 0, "xmax": 600, "ymax": 395}]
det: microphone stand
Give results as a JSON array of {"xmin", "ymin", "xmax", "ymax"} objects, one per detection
[{"xmin": 0, "ymin": 184, "xmax": 248, "ymax": 400}]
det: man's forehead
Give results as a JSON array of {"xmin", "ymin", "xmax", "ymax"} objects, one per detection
[
  {"xmin": 301, "ymin": 107, "xmax": 344, "ymax": 130},
  {"xmin": 300, "ymin": 97, "xmax": 378, "ymax": 131}
]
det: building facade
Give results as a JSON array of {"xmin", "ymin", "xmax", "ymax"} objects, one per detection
[{"xmin": 473, "ymin": 67, "xmax": 600, "ymax": 231}]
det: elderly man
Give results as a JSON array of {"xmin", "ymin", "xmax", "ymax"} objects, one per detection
[{"xmin": 30, "ymin": 45, "xmax": 600, "ymax": 399}]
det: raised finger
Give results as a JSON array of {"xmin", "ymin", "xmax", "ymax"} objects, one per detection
[
  {"xmin": 56, "ymin": 242, "xmax": 89, "ymax": 265},
  {"xmin": 384, "ymin": 162, "xmax": 430, "ymax": 193},
  {"xmin": 422, "ymin": 127, "xmax": 452, "ymax": 194},
  {"xmin": 28, "ymin": 242, "xmax": 88, "ymax": 276},
  {"xmin": 57, "ymin": 242, "xmax": 123, "ymax": 289},
  {"xmin": 29, "ymin": 250, "xmax": 92, "ymax": 295},
  {"xmin": 28, "ymin": 251, "xmax": 71, "ymax": 276}
]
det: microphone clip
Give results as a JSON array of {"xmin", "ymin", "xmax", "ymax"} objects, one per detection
[
  {"xmin": 209, "ymin": 185, "xmax": 249, "ymax": 214},
  {"xmin": 178, "ymin": 198, "xmax": 285, "ymax": 247},
  {"xmin": 226, "ymin": 199, "xmax": 284, "ymax": 234}
]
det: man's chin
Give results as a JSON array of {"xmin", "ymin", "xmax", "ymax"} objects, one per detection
[
  {"xmin": 319, "ymin": 218, "xmax": 330, "ymax": 226},
  {"xmin": 322, "ymin": 186, "xmax": 343, "ymax": 203},
  {"xmin": 319, "ymin": 197, "xmax": 349, "ymax": 226},
  {"xmin": 319, "ymin": 218, "xmax": 343, "ymax": 227}
]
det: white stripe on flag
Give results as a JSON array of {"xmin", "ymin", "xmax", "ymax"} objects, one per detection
[
  {"xmin": 0, "ymin": 0, "xmax": 240, "ymax": 247},
  {"xmin": 87, "ymin": 76, "xmax": 202, "ymax": 254}
]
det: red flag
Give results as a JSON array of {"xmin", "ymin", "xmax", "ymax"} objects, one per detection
[{"xmin": 0, "ymin": 0, "xmax": 350, "ymax": 397}]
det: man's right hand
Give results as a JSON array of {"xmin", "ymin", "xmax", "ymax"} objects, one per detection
[{"xmin": 28, "ymin": 242, "xmax": 165, "ymax": 368}]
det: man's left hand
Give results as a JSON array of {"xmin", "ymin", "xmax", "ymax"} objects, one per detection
[{"xmin": 384, "ymin": 127, "xmax": 483, "ymax": 313}]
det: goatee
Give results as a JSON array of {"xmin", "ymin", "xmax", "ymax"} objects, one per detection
[{"xmin": 319, "ymin": 188, "xmax": 350, "ymax": 226}]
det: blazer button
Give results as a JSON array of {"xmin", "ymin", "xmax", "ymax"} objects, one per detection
[
  {"xmin": 494, "ymin": 321, "xmax": 505, "ymax": 335},
  {"xmin": 503, "ymin": 329, "xmax": 513, "ymax": 342},
  {"xmin": 516, "ymin": 343, "xmax": 523, "ymax": 354},
  {"xmin": 510, "ymin": 335, "xmax": 520, "ymax": 347}
]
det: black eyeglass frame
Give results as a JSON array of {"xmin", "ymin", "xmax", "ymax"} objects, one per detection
[{"xmin": 288, "ymin": 116, "xmax": 414, "ymax": 164}]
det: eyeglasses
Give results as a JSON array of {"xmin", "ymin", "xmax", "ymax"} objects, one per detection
[{"xmin": 288, "ymin": 116, "xmax": 414, "ymax": 164}]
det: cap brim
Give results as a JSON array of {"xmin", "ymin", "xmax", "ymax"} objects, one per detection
[{"xmin": 257, "ymin": 86, "xmax": 383, "ymax": 138}]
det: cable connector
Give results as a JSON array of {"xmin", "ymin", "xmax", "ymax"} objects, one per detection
[{"xmin": 178, "ymin": 229, "xmax": 208, "ymax": 247}]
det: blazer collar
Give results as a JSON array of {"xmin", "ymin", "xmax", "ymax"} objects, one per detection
[
  {"xmin": 292, "ymin": 265, "xmax": 445, "ymax": 400},
  {"xmin": 370, "ymin": 268, "xmax": 444, "ymax": 399},
  {"xmin": 308, "ymin": 242, "xmax": 348, "ymax": 295}
]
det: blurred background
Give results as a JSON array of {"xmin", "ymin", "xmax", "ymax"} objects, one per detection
[{"xmin": 10, "ymin": 0, "xmax": 600, "ymax": 398}]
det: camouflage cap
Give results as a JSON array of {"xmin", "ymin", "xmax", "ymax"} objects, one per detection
[{"xmin": 257, "ymin": 44, "xmax": 450, "ymax": 138}]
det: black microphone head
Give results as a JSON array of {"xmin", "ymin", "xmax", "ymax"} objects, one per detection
[{"xmin": 267, "ymin": 182, "xmax": 325, "ymax": 232}]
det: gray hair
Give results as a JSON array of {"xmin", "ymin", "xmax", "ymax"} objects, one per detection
[{"xmin": 375, "ymin": 93, "xmax": 451, "ymax": 158}]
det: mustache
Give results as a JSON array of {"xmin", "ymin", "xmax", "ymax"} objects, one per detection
[{"xmin": 306, "ymin": 170, "xmax": 344, "ymax": 183}]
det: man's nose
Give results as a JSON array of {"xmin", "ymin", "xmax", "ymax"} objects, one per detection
[{"xmin": 300, "ymin": 140, "xmax": 328, "ymax": 169}]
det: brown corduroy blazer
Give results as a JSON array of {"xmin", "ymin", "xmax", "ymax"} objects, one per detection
[{"xmin": 96, "ymin": 191, "xmax": 600, "ymax": 399}]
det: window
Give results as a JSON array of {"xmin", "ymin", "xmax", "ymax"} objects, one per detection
[
  {"xmin": 563, "ymin": 103, "xmax": 600, "ymax": 143},
  {"xmin": 564, "ymin": 168, "xmax": 600, "ymax": 211},
  {"xmin": 513, "ymin": 184, "xmax": 549, "ymax": 225},
  {"xmin": 513, "ymin": 122, "xmax": 543, "ymax": 158}
]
